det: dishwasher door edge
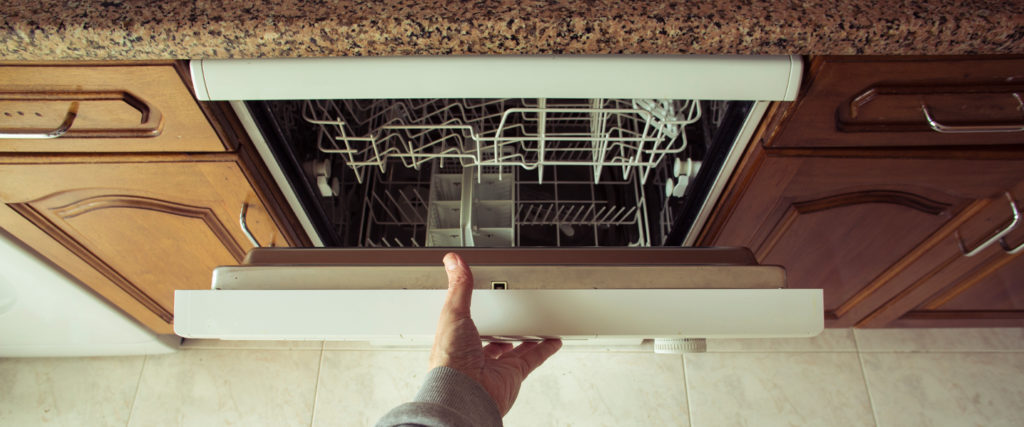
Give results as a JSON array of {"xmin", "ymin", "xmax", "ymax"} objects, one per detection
[{"xmin": 189, "ymin": 55, "xmax": 803, "ymax": 101}]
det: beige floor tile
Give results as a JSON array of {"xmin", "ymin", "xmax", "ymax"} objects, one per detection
[
  {"xmin": 854, "ymin": 328, "xmax": 1024, "ymax": 352},
  {"xmin": 128, "ymin": 349, "xmax": 321, "ymax": 427},
  {"xmin": 0, "ymin": 356, "xmax": 144, "ymax": 426},
  {"xmin": 707, "ymin": 328, "xmax": 857, "ymax": 352},
  {"xmin": 861, "ymin": 352, "xmax": 1024, "ymax": 427},
  {"xmin": 314, "ymin": 350, "xmax": 688, "ymax": 426},
  {"xmin": 504, "ymin": 352, "xmax": 689, "ymax": 427},
  {"xmin": 684, "ymin": 352, "xmax": 874, "ymax": 427},
  {"xmin": 312, "ymin": 351, "xmax": 430, "ymax": 426}
]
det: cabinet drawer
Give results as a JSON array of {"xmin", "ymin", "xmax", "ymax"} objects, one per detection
[
  {"xmin": 0, "ymin": 64, "xmax": 227, "ymax": 152},
  {"xmin": 770, "ymin": 57, "xmax": 1024, "ymax": 149}
]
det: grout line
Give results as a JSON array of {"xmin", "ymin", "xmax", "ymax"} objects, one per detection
[
  {"xmin": 853, "ymin": 336, "xmax": 881, "ymax": 427},
  {"xmin": 125, "ymin": 355, "xmax": 148, "ymax": 427},
  {"xmin": 308, "ymin": 341, "xmax": 327, "ymax": 427},
  {"xmin": 681, "ymin": 354, "xmax": 695, "ymax": 427}
]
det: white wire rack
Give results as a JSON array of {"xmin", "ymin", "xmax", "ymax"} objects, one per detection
[
  {"xmin": 352, "ymin": 158, "xmax": 654, "ymax": 247},
  {"xmin": 303, "ymin": 98, "xmax": 701, "ymax": 185}
]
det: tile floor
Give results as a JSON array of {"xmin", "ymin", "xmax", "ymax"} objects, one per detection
[{"xmin": 2, "ymin": 328, "xmax": 1023, "ymax": 427}]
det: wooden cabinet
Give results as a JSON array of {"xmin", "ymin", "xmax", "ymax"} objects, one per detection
[
  {"xmin": 0, "ymin": 63, "xmax": 306, "ymax": 334},
  {"xmin": 699, "ymin": 56, "xmax": 1024, "ymax": 328},
  {"xmin": 768, "ymin": 56, "xmax": 1024, "ymax": 149},
  {"xmin": 859, "ymin": 183, "xmax": 1024, "ymax": 328},
  {"xmin": 0, "ymin": 64, "xmax": 228, "ymax": 152}
]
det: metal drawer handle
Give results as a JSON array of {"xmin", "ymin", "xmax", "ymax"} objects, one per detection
[
  {"xmin": 239, "ymin": 203, "xmax": 261, "ymax": 248},
  {"xmin": 921, "ymin": 94, "xmax": 1024, "ymax": 134},
  {"xmin": 956, "ymin": 192, "xmax": 1020, "ymax": 257},
  {"xmin": 0, "ymin": 101, "xmax": 78, "ymax": 139}
]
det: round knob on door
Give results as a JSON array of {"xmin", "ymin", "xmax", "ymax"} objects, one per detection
[{"xmin": 653, "ymin": 338, "xmax": 707, "ymax": 354}]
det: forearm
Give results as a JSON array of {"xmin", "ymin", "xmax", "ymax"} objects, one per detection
[{"xmin": 376, "ymin": 366, "xmax": 503, "ymax": 427}]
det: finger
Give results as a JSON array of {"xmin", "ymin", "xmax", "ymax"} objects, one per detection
[
  {"xmin": 513, "ymin": 339, "xmax": 563, "ymax": 376},
  {"xmin": 442, "ymin": 252, "xmax": 474, "ymax": 319},
  {"xmin": 482, "ymin": 342, "xmax": 514, "ymax": 359}
]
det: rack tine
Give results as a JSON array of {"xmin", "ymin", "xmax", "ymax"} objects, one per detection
[
  {"xmin": 585, "ymin": 204, "xmax": 597, "ymax": 223},
  {"xmin": 560, "ymin": 205, "xmax": 573, "ymax": 223},
  {"xmin": 384, "ymin": 190, "xmax": 407, "ymax": 221},
  {"xmin": 598, "ymin": 206, "xmax": 622, "ymax": 224},
  {"xmin": 543, "ymin": 205, "xmax": 558, "ymax": 223},
  {"xmin": 371, "ymin": 192, "xmax": 402, "ymax": 223},
  {"xmin": 522, "ymin": 204, "xmax": 536, "ymax": 224},
  {"xmin": 397, "ymin": 189, "xmax": 426, "ymax": 222},
  {"xmin": 573, "ymin": 204, "xmax": 588, "ymax": 222},
  {"xmin": 613, "ymin": 206, "xmax": 638, "ymax": 223}
]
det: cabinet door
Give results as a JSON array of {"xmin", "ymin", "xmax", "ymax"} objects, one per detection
[
  {"xmin": 0, "ymin": 64, "xmax": 227, "ymax": 152},
  {"xmin": 700, "ymin": 140, "xmax": 1024, "ymax": 327},
  {"xmin": 0, "ymin": 160, "xmax": 287, "ymax": 334},
  {"xmin": 857, "ymin": 184, "xmax": 1024, "ymax": 327}
]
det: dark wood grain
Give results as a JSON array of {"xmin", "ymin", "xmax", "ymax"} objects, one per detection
[{"xmin": 700, "ymin": 56, "xmax": 1024, "ymax": 328}]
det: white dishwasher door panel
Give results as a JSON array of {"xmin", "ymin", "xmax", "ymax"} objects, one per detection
[
  {"xmin": 174, "ymin": 247, "xmax": 823, "ymax": 341},
  {"xmin": 175, "ymin": 288, "xmax": 823, "ymax": 341}
]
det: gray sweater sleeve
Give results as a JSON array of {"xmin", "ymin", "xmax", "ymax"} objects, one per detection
[{"xmin": 376, "ymin": 366, "xmax": 503, "ymax": 427}]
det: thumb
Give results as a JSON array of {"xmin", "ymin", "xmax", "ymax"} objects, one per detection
[{"xmin": 442, "ymin": 252, "xmax": 474, "ymax": 319}]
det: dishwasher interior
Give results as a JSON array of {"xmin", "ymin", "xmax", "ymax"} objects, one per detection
[{"xmin": 248, "ymin": 98, "xmax": 752, "ymax": 248}]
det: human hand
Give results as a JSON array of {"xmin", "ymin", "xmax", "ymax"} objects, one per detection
[{"xmin": 430, "ymin": 252, "xmax": 562, "ymax": 416}]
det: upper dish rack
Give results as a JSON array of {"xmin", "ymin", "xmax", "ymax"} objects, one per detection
[{"xmin": 302, "ymin": 98, "xmax": 701, "ymax": 185}]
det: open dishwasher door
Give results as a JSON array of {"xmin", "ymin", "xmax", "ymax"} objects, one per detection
[{"xmin": 174, "ymin": 248, "xmax": 823, "ymax": 346}]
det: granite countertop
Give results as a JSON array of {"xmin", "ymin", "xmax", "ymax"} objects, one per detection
[{"xmin": 2, "ymin": 0, "xmax": 1021, "ymax": 60}]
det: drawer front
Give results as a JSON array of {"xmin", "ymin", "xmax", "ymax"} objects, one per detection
[
  {"xmin": 770, "ymin": 57, "xmax": 1024, "ymax": 149},
  {"xmin": 0, "ymin": 64, "xmax": 226, "ymax": 152}
]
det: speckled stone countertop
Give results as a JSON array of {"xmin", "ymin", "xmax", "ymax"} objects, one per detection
[{"xmin": 2, "ymin": 0, "xmax": 1021, "ymax": 59}]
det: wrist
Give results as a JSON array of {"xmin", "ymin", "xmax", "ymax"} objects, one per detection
[{"xmin": 415, "ymin": 366, "xmax": 503, "ymax": 425}]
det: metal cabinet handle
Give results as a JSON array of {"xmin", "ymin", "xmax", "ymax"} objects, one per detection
[
  {"xmin": 0, "ymin": 101, "xmax": 78, "ymax": 139},
  {"xmin": 956, "ymin": 192, "xmax": 1020, "ymax": 257},
  {"xmin": 239, "ymin": 203, "xmax": 262, "ymax": 248},
  {"xmin": 921, "ymin": 94, "xmax": 1024, "ymax": 133}
]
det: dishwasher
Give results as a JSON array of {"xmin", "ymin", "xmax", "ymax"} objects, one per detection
[{"xmin": 175, "ymin": 56, "xmax": 823, "ymax": 351}]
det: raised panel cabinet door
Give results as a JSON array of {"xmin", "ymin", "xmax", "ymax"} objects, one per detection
[
  {"xmin": 702, "ymin": 142, "xmax": 1024, "ymax": 327},
  {"xmin": 853, "ymin": 184, "xmax": 1024, "ymax": 328},
  {"xmin": 0, "ymin": 160, "xmax": 285, "ymax": 334},
  {"xmin": 0, "ymin": 64, "xmax": 227, "ymax": 152}
]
